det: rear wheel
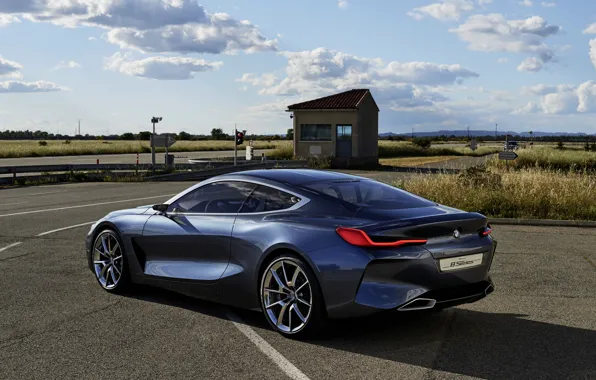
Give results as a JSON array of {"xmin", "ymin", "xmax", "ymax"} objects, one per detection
[
  {"xmin": 260, "ymin": 255, "xmax": 326, "ymax": 339},
  {"xmin": 92, "ymin": 229, "xmax": 130, "ymax": 293}
]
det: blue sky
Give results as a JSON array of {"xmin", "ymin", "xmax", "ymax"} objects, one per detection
[{"xmin": 1, "ymin": 0, "xmax": 596, "ymax": 136}]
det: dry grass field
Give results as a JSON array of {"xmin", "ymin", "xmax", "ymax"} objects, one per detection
[
  {"xmin": 394, "ymin": 145, "xmax": 596, "ymax": 221},
  {"xmin": 0, "ymin": 140, "xmax": 283, "ymax": 158}
]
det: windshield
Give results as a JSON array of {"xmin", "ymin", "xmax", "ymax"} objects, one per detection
[{"xmin": 302, "ymin": 179, "xmax": 435, "ymax": 210}]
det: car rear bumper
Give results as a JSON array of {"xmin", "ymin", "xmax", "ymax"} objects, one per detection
[{"xmin": 323, "ymin": 239, "xmax": 497, "ymax": 319}]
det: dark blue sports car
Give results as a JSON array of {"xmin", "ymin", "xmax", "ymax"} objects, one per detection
[{"xmin": 86, "ymin": 169, "xmax": 496, "ymax": 338}]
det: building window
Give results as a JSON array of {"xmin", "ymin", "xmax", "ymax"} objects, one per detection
[{"xmin": 300, "ymin": 124, "xmax": 332, "ymax": 141}]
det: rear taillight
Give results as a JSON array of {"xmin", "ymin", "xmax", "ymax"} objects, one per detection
[
  {"xmin": 335, "ymin": 227, "xmax": 427, "ymax": 248},
  {"xmin": 481, "ymin": 224, "xmax": 492, "ymax": 236}
]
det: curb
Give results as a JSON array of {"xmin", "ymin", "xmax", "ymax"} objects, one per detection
[{"xmin": 488, "ymin": 218, "xmax": 596, "ymax": 228}]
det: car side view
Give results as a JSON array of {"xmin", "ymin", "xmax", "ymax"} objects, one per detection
[{"xmin": 85, "ymin": 169, "xmax": 497, "ymax": 338}]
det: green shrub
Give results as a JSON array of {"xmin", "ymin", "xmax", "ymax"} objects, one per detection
[
  {"xmin": 38, "ymin": 141, "xmax": 47, "ymax": 146},
  {"xmin": 412, "ymin": 138, "xmax": 432, "ymax": 149}
]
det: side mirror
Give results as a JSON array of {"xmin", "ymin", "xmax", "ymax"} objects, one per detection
[{"xmin": 152, "ymin": 204, "xmax": 169, "ymax": 213}]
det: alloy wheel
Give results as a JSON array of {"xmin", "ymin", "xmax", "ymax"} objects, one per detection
[
  {"xmin": 261, "ymin": 259, "xmax": 313, "ymax": 334},
  {"xmin": 92, "ymin": 231, "xmax": 124, "ymax": 290}
]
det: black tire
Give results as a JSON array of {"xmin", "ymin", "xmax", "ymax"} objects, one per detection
[
  {"xmin": 259, "ymin": 253, "xmax": 327, "ymax": 339},
  {"xmin": 91, "ymin": 228, "xmax": 131, "ymax": 294}
]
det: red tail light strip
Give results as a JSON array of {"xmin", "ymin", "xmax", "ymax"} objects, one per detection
[
  {"xmin": 482, "ymin": 225, "xmax": 493, "ymax": 236},
  {"xmin": 336, "ymin": 227, "xmax": 427, "ymax": 247}
]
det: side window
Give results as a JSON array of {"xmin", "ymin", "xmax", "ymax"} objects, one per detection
[
  {"xmin": 167, "ymin": 181, "xmax": 256, "ymax": 214},
  {"xmin": 239, "ymin": 185, "xmax": 301, "ymax": 213}
]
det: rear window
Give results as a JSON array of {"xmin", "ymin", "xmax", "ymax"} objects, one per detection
[{"xmin": 303, "ymin": 179, "xmax": 435, "ymax": 210}]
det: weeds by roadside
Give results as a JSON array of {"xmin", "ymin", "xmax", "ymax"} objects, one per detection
[{"xmin": 395, "ymin": 165, "xmax": 596, "ymax": 221}]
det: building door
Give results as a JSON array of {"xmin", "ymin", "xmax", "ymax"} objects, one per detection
[{"xmin": 336, "ymin": 125, "xmax": 352, "ymax": 158}]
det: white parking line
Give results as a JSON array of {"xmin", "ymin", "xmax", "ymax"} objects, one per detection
[
  {"xmin": 37, "ymin": 222, "xmax": 96, "ymax": 236},
  {"xmin": 27, "ymin": 191, "xmax": 64, "ymax": 196},
  {"xmin": 0, "ymin": 242, "xmax": 22, "ymax": 253},
  {"xmin": 225, "ymin": 310, "xmax": 311, "ymax": 380},
  {"xmin": 0, "ymin": 194, "xmax": 175, "ymax": 218}
]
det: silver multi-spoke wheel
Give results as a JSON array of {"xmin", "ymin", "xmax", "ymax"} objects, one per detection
[
  {"xmin": 93, "ymin": 231, "xmax": 124, "ymax": 290},
  {"xmin": 261, "ymin": 259, "xmax": 313, "ymax": 334}
]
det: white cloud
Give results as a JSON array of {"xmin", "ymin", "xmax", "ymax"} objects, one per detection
[
  {"xmin": 0, "ymin": 14, "xmax": 20, "ymax": 26},
  {"xmin": 2, "ymin": 0, "xmax": 209, "ymax": 30},
  {"xmin": 577, "ymin": 81, "xmax": 596, "ymax": 113},
  {"xmin": 338, "ymin": 0, "xmax": 349, "ymax": 9},
  {"xmin": 584, "ymin": 23, "xmax": 596, "ymax": 34},
  {"xmin": 104, "ymin": 52, "xmax": 222, "ymax": 80},
  {"xmin": 53, "ymin": 60, "xmax": 81, "ymax": 70},
  {"xmin": 239, "ymin": 47, "xmax": 482, "ymax": 125},
  {"xmin": 449, "ymin": 14, "xmax": 562, "ymax": 72},
  {"xmin": 0, "ymin": 1, "xmax": 277, "ymax": 55},
  {"xmin": 237, "ymin": 73, "xmax": 278, "ymax": 87},
  {"xmin": 408, "ymin": 0, "xmax": 475, "ymax": 21},
  {"xmin": 521, "ymin": 84, "xmax": 574, "ymax": 96},
  {"xmin": 541, "ymin": 2, "xmax": 556, "ymax": 7},
  {"xmin": 519, "ymin": 0, "xmax": 533, "ymax": 6},
  {"xmin": 88, "ymin": 36, "xmax": 97, "ymax": 41},
  {"xmin": 517, "ymin": 57, "xmax": 543, "ymax": 72},
  {"xmin": 0, "ymin": 56, "xmax": 23, "ymax": 78},
  {"xmin": 512, "ymin": 101, "xmax": 540, "ymax": 114},
  {"xmin": 246, "ymin": 48, "xmax": 479, "ymax": 100},
  {"xmin": 104, "ymin": 52, "xmax": 223, "ymax": 80},
  {"xmin": 541, "ymin": 91, "xmax": 576, "ymax": 114},
  {"xmin": 590, "ymin": 39, "xmax": 596, "ymax": 71},
  {"xmin": 478, "ymin": 0, "xmax": 492, "ymax": 5},
  {"xmin": 497, "ymin": 57, "xmax": 509, "ymax": 63},
  {"xmin": 515, "ymin": 81, "xmax": 596, "ymax": 115},
  {"xmin": 106, "ymin": 13, "xmax": 278, "ymax": 54},
  {"xmin": 0, "ymin": 80, "xmax": 65, "ymax": 93}
]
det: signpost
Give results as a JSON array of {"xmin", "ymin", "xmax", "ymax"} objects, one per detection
[
  {"xmin": 470, "ymin": 139, "xmax": 477, "ymax": 151},
  {"xmin": 498, "ymin": 150, "xmax": 518, "ymax": 171},
  {"xmin": 150, "ymin": 133, "xmax": 176, "ymax": 168},
  {"xmin": 150, "ymin": 117, "xmax": 163, "ymax": 167},
  {"xmin": 498, "ymin": 151, "xmax": 518, "ymax": 161}
]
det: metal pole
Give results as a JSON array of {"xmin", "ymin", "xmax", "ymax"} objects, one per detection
[
  {"xmin": 234, "ymin": 125, "xmax": 237, "ymax": 167},
  {"xmin": 165, "ymin": 139, "xmax": 169, "ymax": 168},
  {"xmin": 151, "ymin": 122, "xmax": 156, "ymax": 167}
]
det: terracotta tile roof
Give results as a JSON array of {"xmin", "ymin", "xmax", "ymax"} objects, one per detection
[{"xmin": 287, "ymin": 89, "xmax": 371, "ymax": 110}]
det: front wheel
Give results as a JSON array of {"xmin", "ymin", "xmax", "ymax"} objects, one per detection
[
  {"xmin": 260, "ymin": 255, "xmax": 326, "ymax": 339},
  {"xmin": 92, "ymin": 229, "xmax": 130, "ymax": 293}
]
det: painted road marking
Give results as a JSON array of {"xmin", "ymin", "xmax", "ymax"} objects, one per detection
[
  {"xmin": 0, "ymin": 242, "xmax": 22, "ymax": 253},
  {"xmin": 225, "ymin": 310, "xmax": 311, "ymax": 380},
  {"xmin": 27, "ymin": 191, "xmax": 65, "ymax": 196},
  {"xmin": 0, "ymin": 194, "xmax": 176, "ymax": 218},
  {"xmin": 37, "ymin": 222, "xmax": 96, "ymax": 237}
]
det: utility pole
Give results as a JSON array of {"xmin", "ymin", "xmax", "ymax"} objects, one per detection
[
  {"xmin": 411, "ymin": 127, "xmax": 414, "ymax": 139},
  {"xmin": 78, "ymin": 120, "xmax": 81, "ymax": 136},
  {"xmin": 467, "ymin": 126, "xmax": 470, "ymax": 139},
  {"xmin": 234, "ymin": 124, "xmax": 237, "ymax": 167},
  {"xmin": 150, "ymin": 116, "xmax": 163, "ymax": 167}
]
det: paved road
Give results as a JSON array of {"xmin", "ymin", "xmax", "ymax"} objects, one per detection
[
  {"xmin": 1, "ymin": 182, "xmax": 595, "ymax": 379},
  {"xmin": 0, "ymin": 149, "xmax": 274, "ymax": 167}
]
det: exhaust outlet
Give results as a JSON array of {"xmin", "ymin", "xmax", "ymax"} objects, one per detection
[
  {"xmin": 397, "ymin": 298, "xmax": 436, "ymax": 311},
  {"xmin": 485, "ymin": 284, "xmax": 495, "ymax": 296}
]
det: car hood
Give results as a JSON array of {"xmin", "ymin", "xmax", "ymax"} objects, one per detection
[{"xmin": 105, "ymin": 205, "xmax": 153, "ymax": 219}]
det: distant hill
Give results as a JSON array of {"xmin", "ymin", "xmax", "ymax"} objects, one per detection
[{"xmin": 379, "ymin": 130, "xmax": 591, "ymax": 138}]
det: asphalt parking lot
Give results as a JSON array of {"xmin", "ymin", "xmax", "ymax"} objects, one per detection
[{"xmin": 1, "ymin": 182, "xmax": 595, "ymax": 380}]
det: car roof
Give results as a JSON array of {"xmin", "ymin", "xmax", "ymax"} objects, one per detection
[{"xmin": 222, "ymin": 169, "xmax": 365, "ymax": 185}]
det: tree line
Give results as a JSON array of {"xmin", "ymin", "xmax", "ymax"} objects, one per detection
[
  {"xmin": 0, "ymin": 128, "xmax": 592, "ymax": 143},
  {"xmin": 0, "ymin": 128, "xmax": 295, "ymax": 141}
]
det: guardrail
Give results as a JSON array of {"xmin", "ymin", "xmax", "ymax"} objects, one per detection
[
  {"xmin": 0, "ymin": 160, "xmax": 310, "ymax": 185},
  {"xmin": 145, "ymin": 160, "xmax": 309, "ymax": 181}
]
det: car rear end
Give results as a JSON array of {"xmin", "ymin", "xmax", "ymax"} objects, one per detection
[
  {"xmin": 339, "ymin": 210, "xmax": 496, "ymax": 314},
  {"xmin": 298, "ymin": 177, "xmax": 497, "ymax": 318}
]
